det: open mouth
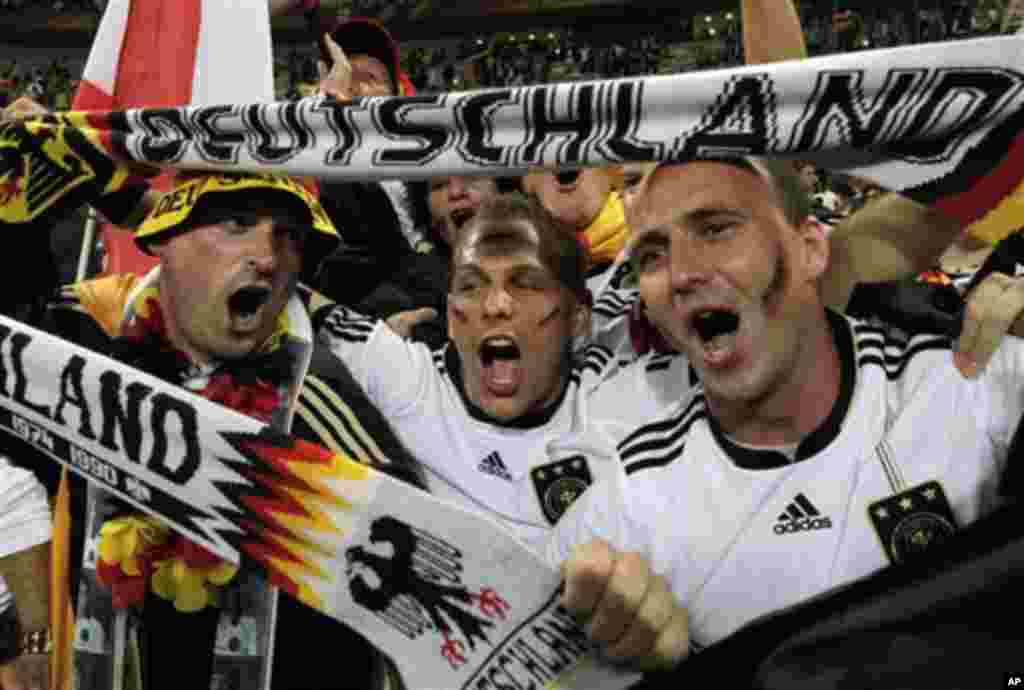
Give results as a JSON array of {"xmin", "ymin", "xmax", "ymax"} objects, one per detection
[
  {"xmin": 450, "ymin": 207, "xmax": 476, "ymax": 230},
  {"xmin": 479, "ymin": 336, "xmax": 522, "ymax": 396},
  {"xmin": 228, "ymin": 285, "xmax": 272, "ymax": 332},
  {"xmin": 690, "ymin": 308, "xmax": 741, "ymax": 365},
  {"xmin": 555, "ymin": 170, "xmax": 581, "ymax": 189}
]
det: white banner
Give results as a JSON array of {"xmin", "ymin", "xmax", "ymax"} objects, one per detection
[
  {"xmin": 77, "ymin": 35, "xmax": 1024, "ymax": 226},
  {"xmin": 0, "ymin": 313, "xmax": 634, "ymax": 689}
]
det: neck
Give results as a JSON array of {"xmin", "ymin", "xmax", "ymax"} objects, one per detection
[
  {"xmin": 710, "ymin": 309, "xmax": 841, "ymax": 448},
  {"xmin": 152, "ymin": 278, "xmax": 205, "ymax": 366}
]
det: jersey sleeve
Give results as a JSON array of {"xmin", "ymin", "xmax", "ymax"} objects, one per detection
[
  {"xmin": 315, "ymin": 303, "xmax": 438, "ymax": 419},
  {"xmin": 0, "ymin": 456, "xmax": 52, "ymax": 558},
  {"xmin": 977, "ymin": 336, "xmax": 1024, "ymax": 461}
]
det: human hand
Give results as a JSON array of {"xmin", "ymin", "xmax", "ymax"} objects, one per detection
[
  {"xmin": 1, "ymin": 96, "xmax": 48, "ymax": 122},
  {"xmin": 955, "ymin": 271, "xmax": 1024, "ymax": 378},
  {"xmin": 317, "ymin": 32, "xmax": 353, "ymax": 101},
  {"xmin": 385, "ymin": 308, "xmax": 439, "ymax": 339},
  {"xmin": 560, "ymin": 539, "xmax": 688, "ymax": 672}
]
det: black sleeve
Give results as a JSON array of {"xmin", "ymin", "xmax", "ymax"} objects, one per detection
[{"xmin": 90, "ymin": 180, "xmax": 149, "ymax": 227}]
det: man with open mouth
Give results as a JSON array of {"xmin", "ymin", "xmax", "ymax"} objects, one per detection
[
  {"xmin": 547, "ymin": 155, "xmax": 1024, "ymax": 660},
  {"xmin": 1, "ymin": 164, "xmax": 428, "ymax": 690},
  {"xmin": 321, "ymin": 193, "xmax": 630, "ymax": 548}
]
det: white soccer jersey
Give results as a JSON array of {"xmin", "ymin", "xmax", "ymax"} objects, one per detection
[
  {"xmin": 586, "ymin": 350, "xmax": 694, "ymax": 444},
  {"xmin": 316, "ymin": 305, "xmax": 629, "ymax": 551},
  {"xmin": 548, "ymin": 310, "xmax": 1021, "ymax": 649},
  {"xmin": 587, "ymin": 257, "xmax": 640, "ymax": 362}
]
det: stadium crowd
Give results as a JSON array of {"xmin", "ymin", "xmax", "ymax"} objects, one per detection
[{"xmin": 0, "ymin": 0, "xmax": 1022, "ymax": 689}]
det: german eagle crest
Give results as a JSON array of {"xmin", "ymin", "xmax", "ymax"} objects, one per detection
[{"xmin": 345, "ymin": 516, "xmax": 511, "ymax": 669}]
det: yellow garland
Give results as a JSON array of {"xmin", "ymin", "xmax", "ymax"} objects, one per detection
[
  {"xmin": 98, "ymin": 515, "xmax": 240, "ymax": 613},
  {"xmin": 98, "ymin": 515, "xmax": 170, "ymax": 575},
  {"xmin": 151, "ymin": 557, "xmax": 239, "ymax": 613}
]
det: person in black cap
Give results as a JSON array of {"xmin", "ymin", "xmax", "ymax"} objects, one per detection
[{"xmin": 312, "ymin": 16, "xmax": 450, "ymax": 348}]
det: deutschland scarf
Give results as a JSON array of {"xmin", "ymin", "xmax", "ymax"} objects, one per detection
[
  {"xmin": 4, "ymin": 36, "xmax": 1024, "ymax": 243},
  {"xmin": 73, "ymin": 268, "xmax": 313, "ymax": 690}
]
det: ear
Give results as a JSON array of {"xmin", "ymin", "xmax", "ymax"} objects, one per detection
[
  {"xmin": 796, "ymin": 215, "xmax": 830, "ymax": 283},
  {"xmin": 570, "ymin": 298, "xmax": 592, "ymax": 341},
  {"xmin": 147, "ymin": 239, "xmax": 169, "ymax": 260},
  {"xmin": 447, "ymin": 296, "xmax": 467, "ymax": 341}
]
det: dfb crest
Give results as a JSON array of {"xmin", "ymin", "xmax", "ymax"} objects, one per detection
[{"xmin": 345, "ymin": 516, "xmax": 511, "ymax": 670}]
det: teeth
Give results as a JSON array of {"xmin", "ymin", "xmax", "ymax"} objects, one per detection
[{"xmin": 705, "ymin": 333, "xmax": 733, "ymax": 353}]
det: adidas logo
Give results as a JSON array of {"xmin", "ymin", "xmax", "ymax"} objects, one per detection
[
  {"xmin": 773, "ymin": 493, "xmax": 832, "ymax": 534},
  {"xmin": 478, "ymin": 451, "xmax": 512, "ymax": 481}
]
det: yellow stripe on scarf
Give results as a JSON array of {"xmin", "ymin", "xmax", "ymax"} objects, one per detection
[
  {"xmin": 966, "ymin": 181, "xmax": 1024, "ymax": 246},
  {"xmin": 580, "ymin": 192, "xmax": 630, "ymax": 267}
]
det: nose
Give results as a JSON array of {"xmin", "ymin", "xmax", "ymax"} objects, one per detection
[
  {"xmin": 245, "ymin": 220, "xmax": 286, "ymax": 274},
  {"xmin": 448, "ymin": 177, "xmax": 470, "ymax": 200},
  {"xmin": 481, "ymin": 284, "xmax": 515, "ymax": 319},
  {"xmin": 668, "ymin": 233, "xmax": 712, "ymax": 298}
]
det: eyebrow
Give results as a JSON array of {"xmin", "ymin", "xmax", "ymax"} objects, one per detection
[{"xmin": 626, "ymin": 226, "xmax": 669, "ymax": 256}]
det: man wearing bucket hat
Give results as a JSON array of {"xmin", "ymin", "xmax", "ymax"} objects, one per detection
[{"xmin": 4, "ymin": 161, "xmax": 425, "ymax": 689}]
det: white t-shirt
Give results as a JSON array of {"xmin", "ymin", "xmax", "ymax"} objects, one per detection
[
  {"xmin": 547, "ymin": 311, "xmax": 1019, "ymax": 649},
  {"xmin": 0, "ymin": 456, "xmax": 53, "ymax": 613},
  {"xmin": 317, "ymin": 306, "xmax": 631, "ymax": 551}
]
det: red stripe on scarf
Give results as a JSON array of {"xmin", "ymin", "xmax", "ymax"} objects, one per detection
[{"xmin": 935, "ymin": 129, "xmax": 1024, "ymax": 228}]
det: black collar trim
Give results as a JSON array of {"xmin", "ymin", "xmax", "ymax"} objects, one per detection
[
  {"xmin": 708, "ymin": 309, "xmax": 856, "ymax": 470},
  {"xmin": 444, "ymin": 346, "xmax": 570, "ymax": 430}
]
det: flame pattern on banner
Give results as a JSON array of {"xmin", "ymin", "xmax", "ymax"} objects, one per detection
[{"xmin": 214, "ymin": 430, "xmax": 371, "ymax": 612}]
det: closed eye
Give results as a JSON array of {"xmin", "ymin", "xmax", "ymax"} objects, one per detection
[
  {"xmin": 698, "ymin": 219, "xmax": 740, "ymax": 239},
  {"xmin": 622, "ymin": 174, "xmax": 644, "ymax": 191},
  {"xmin": 633, "ymin": 245, "xmax": 667, "ymax": 273}
]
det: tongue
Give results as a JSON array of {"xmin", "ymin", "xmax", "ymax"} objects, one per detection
[
  {"xmin": 483, "ymin": 358, "xmax": 522, "ymax": 395},
  {"xmin": 702, "ymin": 331, "xmax": 740, "ymax": 367}
]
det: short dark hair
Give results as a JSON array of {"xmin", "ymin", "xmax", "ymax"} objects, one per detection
[
  {"xmin": 655, "ymin": 156, "xmax": 811, "ymax": 227},
  {"xmin": 452, "ymin": 192, "xmax": 588, "ymax": 301}
]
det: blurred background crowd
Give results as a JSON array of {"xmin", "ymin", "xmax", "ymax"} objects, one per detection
[
  {"xmin": 1, "ymin": 0, "xmax": 1013, "ymax": 238},
  {"xmin": 1, "ymin": 0, "xmax": 1012, "ymax": 109}
]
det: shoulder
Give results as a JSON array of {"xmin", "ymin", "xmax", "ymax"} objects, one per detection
[
  {"xmin": 573, "ymin": 343, "xmax": 617, "ymax": 381},
  {"xmin": 845, "ymin": 313, "xmax": 955, "ymax": 382},
  {"xmin": 615, "ymin": 388, "xmax": 708, "ymax": 477},
  {"xmin": 589, "ymin": 350, "xmax": 691, "ymax": 420},
  {"xmin": 297, "ymin": 350, "xmax": 428, "ymax": 490},
  {"xmin": 315, "ymin": 301, "xmax": 381, "ymax": 343}
]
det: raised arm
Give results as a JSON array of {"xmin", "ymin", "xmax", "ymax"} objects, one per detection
[
  {"xmin": 742, "ymin": 0, "xmax": 807, "ymax": 64},
  {"xmin": 822, "ymin": 194, "xmax": 963, "ymax": 310}
]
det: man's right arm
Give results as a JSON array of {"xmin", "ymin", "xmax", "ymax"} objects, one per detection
[
  {"xmin": 742, "ymin": 0, "xmax": 807, "ymax": 64},
  {"xmin": 822, "ymin": 194, "xmax": 964, "ymax": 311},
  {"xmin": 314, "ymin": 303, "xmax": 437, "ymax": 419}
]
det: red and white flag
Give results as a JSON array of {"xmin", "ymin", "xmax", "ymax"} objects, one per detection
[
  {"xmin": 72, "ymin": 0, "xmax": 277, "ymax": 276},
  {"xmin": 74, "ymin": 0, "xmax": 274, "ymax": 111}
]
